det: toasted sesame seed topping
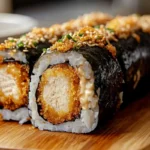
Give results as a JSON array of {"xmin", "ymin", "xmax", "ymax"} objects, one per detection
[
  {"xmin": 138, "ymin": 15, "xmax": 150, "ymax": 33},
  {"xmin": 0, "ymin": 40, "xmax": 17, "ymax": 52},
  {"xmin": 15, "ymin": 12, "xmax": 112, "ymax": 48},
  {"xmin": 0, "ymin": 12, "xmax": 112, "ymax": 54},
  {"xmin": 50, "ymin": 26, "xmax": 117, "ymax": 57},
  {"xmin": 106, "ymin": 14, "xmax": 140, "ymax": 39},
  {"xmin": 1, "ymin": 13, "xmax": 150, "ymax": 57}
]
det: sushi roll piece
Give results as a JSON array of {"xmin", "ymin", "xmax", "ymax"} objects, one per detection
[
  {"xmin": 0, "ymin": 41, "xmax": 30, "ymax": 124},
  {"xmin": 0, "ymin": 12, "xmax": 112, "ymax": 124},
  {"xmin": 105, "ymin": 14, "xmax": 150, "ymax": 101},
  {"xmin": 29, "ymin": 27, "xmax": 123, "ymax": 133}
]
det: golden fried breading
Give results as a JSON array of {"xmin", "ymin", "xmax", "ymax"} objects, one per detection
[
  {"xmin": 0, "ymin": 62, "xmax": 29, "ymax": 110},
  {"xmin": 37, "ymin": 64, "xmax": 81, "ymax": 124}
]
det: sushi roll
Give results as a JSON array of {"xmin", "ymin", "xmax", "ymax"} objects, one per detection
[
  {"xmin": 29, "ymin": 27, "xmax": 123, "ymax": 133},
  {"xmin": 106, "ymin": 14, "xmax": 150, "ymax": 100},
  {"xmin": 0, "ymin": 41, "xmax": 30, "ymax": 124}
]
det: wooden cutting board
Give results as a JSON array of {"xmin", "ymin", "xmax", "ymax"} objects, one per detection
[{"xmin": 0, "ymin": 94, "xmax": 150, "ymax": 150}]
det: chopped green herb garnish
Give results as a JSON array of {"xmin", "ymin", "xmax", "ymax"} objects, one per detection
[
  {"xmin": 42, "ymin": 48, "xmax": 47, "ymax": 53},
  {"xmin": 106, "ymin": 28, "xmax": 115, "ymax": 33},
  {"xmin": 66, "ymin": 34, "xmax": 77, "ymax": 42},
  {"xmin": 79, "ymin": 33, "xmax": 83, "ymax": 37},
  {"xmin": 72, "ymin": 38, "xmax": 77, "ymax": 42},
  {"xmin": 17, "ymin": 41, "xmax": 24, "ymax": 48},
  {"xmin": 57, "ymin": 39, "xmax": 63, "ymax": 42},
  {"xmin": 67, "ymin": 34, "xmax": 72, "ymax": 39},
  {"xmin": 57, "ymin": 35, "xmax": 65, "ymax": 42},
  {"xmin": 9, "ymin": 39, "xmax": 15, "ymax": 42},
  {"xmin": 33, "ymin": 41, "xmax": 38, "ymax": 47},
  {"xmin": 94, "ymin": 25, "xmax": 100, "ymax": 29},
  {"xmin": 57, "ymin": 34, "xmax": 77, "ymax": 43},
  {"xmin": 61, "ymin": 35, "xmax": 65, "ymax": 40},
  {"xmin": 21, "ymin": 34, "xmax": 26, "ymax": 37}
]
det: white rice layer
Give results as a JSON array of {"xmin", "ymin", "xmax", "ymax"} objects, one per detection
[
  {"xmin": 0, "ymin": 107, "xmax": 29, "ymax": 124},
  {"xmin": 29, "ymin": 51, "xmax": 99, "ymax": 133},
  {"xmin": 0, "ymin": 50, "xmax": 27, "ymax": 63}
]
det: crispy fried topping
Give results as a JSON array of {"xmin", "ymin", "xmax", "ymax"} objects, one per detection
[
  {"xmin": 0, "ymin": 113, "xmax": 3, "ymax": 121},
  {"xmin": 50, "ymin": 26, "xmax": 105, "ymax": 52},
  {"xmin": 0, "ymin": 38, "xmax": 18, "ymax": 55},
  {"xmin": 4, "ymin": 12, "xmax": 111, "ymax": 50},
  {"xmin": 105, "ymin": 44, "xmax": 116, "ymax": 57},
  {"xmin": 50, "ymin": 26, "xmax": 117, "ymax": 56},
  {"xmin": 138, "ymin": 15, "xmax": 150, "ymax": 33},
  {"xmin": 106, "ymin": 14, "xmax": 140, "ymax": 39}
]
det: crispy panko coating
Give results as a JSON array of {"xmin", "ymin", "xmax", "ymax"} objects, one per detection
[
  {"xmin": 37, "ymin": 64, "xmax": 81, "ymax": 124},
  {"xmin": 0, "ymin": 62, "xmax": 29, "ymax": 110}
]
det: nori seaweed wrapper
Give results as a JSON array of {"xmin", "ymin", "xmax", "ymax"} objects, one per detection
[
  {"xmin": 111, "ymin": 30, "xmax": 150, "ymax": 103},
  {"xmin": 17, "ymin": 41, "xmax": 51, "ymax": 70},
  {"xmin": 73, "ymin": 46, "xmax": 124, "ymax": 122},
  {"xmin": 105, "ymin": 15, "xmax": 150, "ymax": 102},
  {"xmin": 111, "ymin": 36, "xmax": 141, "ymax": 100},
  {"xmin": 136, "ymin": 30, "xmax": 150, "ymax": 77},
  {"xmin": 3, "ymin": 38, "xmax": 52, "ymax": 73},
  {"xmin": 133, "ymin": 31, "xmax": 150, "ymax": 99}
]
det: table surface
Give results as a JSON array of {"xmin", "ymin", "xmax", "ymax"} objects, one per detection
[{"xmin": 0, "ymin": 94, "xmax": 150, "ymax": 150}]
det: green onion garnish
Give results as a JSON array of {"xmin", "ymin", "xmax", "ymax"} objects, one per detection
[
  {"xmin": 17, "ymin": 41, "xmax": 24, "ymax": 48},
  {"xmin": 21, "ymin": 34, "xmax": 26, "ymax": 37},
  {"xmin": 33, "ymin": 41, "xmax": 38, "ymax": 47},
  {"xmin": 66, "ymin": 34, "xmax": 77, "ymax": 42},
  {"xmin": 9, "ymin": 39, "xmax": 15, "ymax": 42},
  {"xmin": 67, "ymin": 34, "xmax": 72, "ymax": 39},
  {"xmin": 42, "ymin": 48, "xmax": 47, "ymax": 53},
  {"xmin": 57, "ymin": 39, "xmax": 63, "ymax": 42},
  {"xmin": 72, "ymin": 38, "xmax": 77, "ymax": 42},
  {"xmin": 106, "ymin": 28, "xmax": 115, "ymax": 33},
  {"xmin": 79, "ymin": 33, "xmax": 83, "ymax": 37},
  {"xmin": 57, "ymin": 35, "xmax": 65, "ymax": 42},
  {"xmin": 94, "ymin": 25, "xmax": 100, "ymax": 29}
]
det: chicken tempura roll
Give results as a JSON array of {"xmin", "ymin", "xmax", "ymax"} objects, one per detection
[
  {"xmin": 0, "ymin": 12, "xmax": 112, "ymax": 124},
  {"xmin": 29, "ymin": 27, "xmax": 123, "ymax": 133},
  {"xmin": 0, "ymin": 42, "xmax": 30, "ymax": 124},
  {"xmin": 106, "ymin": 14, "xmax": 150, "ymax": 101}
]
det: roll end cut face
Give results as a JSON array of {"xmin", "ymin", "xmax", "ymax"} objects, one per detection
[
  {"xmin": 0, "ymin": 62, "xmax": 29, "ymax": 110},
  {"xmin": 36, "ymin": 63, "xmax": 81, "ymax": 125}
]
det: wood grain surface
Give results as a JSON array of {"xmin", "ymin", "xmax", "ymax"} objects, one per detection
[{"xmin": 0, "ymin": 94, "xmax": 150, "ymax": 150}]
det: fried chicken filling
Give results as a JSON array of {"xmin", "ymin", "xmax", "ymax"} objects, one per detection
[
  {"xmin": 36, "ymin": 63, "xmax": 81, "ymax": 124},
  {"xmin": 0, "ymin": 62, "xmax": 29, "ymax": 110}
]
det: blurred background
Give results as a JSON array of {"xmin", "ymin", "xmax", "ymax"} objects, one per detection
[
  {"xmin": 0, "ymin": 0, "xmax": 150, "ymax": 41},
  {"xmin": 0, "ymin": 0, "xmax": 150, "ymax": 27}
]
